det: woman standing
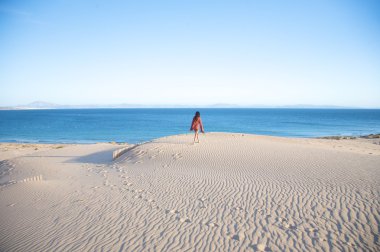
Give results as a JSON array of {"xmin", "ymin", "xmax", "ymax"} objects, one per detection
[{"xmin": 190, "ymin": 111, "xmax": 205, "ymax": 143}]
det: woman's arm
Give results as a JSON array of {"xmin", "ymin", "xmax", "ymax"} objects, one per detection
[
  {"xmin": 190, "ymin": 119, "xmax": 194, "ymax": 131},
  {"xmin": 200, "ymin": 118, "xmax": 204, "ymax": 133}
]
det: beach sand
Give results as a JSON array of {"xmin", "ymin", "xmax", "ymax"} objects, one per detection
[{"xmin": 0, "ymin": 133, "xmax": 379, "ymax": 251}]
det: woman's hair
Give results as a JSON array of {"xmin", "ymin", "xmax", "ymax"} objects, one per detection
[{"xmin": 193, "ymin": 111, "xmax": 200, "ymax": 121}]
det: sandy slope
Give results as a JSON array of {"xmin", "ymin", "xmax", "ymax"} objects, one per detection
[{"xmin": 0, "ymin": 133, "xmax": 379, "ymax": 251}]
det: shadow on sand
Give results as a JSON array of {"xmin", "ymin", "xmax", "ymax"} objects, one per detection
[{"xmin": 67, "ymin": 148, "xmax": 119, "ymax": 165}]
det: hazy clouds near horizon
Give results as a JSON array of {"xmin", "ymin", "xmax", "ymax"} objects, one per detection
[{"xmin": 1, "ymin": 1, "xmax": 379, "ymax": 107}]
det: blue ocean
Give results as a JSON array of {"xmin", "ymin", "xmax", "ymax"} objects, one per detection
[{"xmin": 0, "ymin": 109, "xmax": 379, "ymax": 144}]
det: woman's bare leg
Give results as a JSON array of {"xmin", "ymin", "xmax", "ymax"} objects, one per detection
[{"xmin": 193, "ymin": 130, "xmax": 198, "ymax": 143}]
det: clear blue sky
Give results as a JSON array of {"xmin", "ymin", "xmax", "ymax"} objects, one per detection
[{"xmin": 1, "ymin": 0, "xmax": 379, "ymax": 107}]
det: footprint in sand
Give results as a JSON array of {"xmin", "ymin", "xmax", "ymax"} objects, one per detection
[
  {"xmin": 178, "ymin": 217, "xmax": 191, "ymax": 223},
  {"xmin": 197, "ymin": 202, "xmax": 206, "ymax": 209},
  {"xmin": 249, "ymin": 243, "xmax": 267, "ymax": 251},
  {"xmin": 172, "ymin": 153, "xmax": 183, "ymax": 160},
  {"xmin": 165, "ymin": 209, "xmax": 179, "ymax": 214},
  {"xmin": 197, "ymin": 198, "xmax": 208, "ymax": 208},
  {"xmin": 230, "ymin": 234, "xmax": 241, "ymax": 241},
  {"xmin": 232, "ymin": 206, "xmax": 246, "ymax": 214},
  {"xmin": 342, "ymin": 241, "xmax": 356, "ymax": 247},
  {"xmin": 305, "ymin": 227, "xmax": 318, "ymax": 233},
  {"xmin": 305, "ymin": 227, "xmax": 319, "ymax": 238},
  {"xmin": 257, "ymin": 209, "xmax": 270, "ymax": 217},
  {"xmin": 277, "ymin": 217, "xmax": 297, "ymax": 230},
  {"xmin": 207, "ymin": 222, "xmax": 219, "ymax": 228}
]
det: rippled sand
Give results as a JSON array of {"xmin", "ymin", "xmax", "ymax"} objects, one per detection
[{"xmin": 0, "ymin": 133, "xmax": 379, "ymax": 251}]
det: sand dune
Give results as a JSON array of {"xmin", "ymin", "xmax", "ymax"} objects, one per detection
[{"xmin": 0, "ymin": 133, "xmax": 379, "ymax": 251}]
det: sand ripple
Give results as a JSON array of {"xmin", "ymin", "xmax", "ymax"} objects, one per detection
[{"xmin": 0, "ymin": 134, "xmax": 379, "ymax": 251}]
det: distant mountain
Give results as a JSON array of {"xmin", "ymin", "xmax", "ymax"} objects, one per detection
[
  {"xmin": 0, "ymin": 101, "xmax": 61, "ymax": 110},
  {"xmin": 208, "ymin": 103, "xmax": 240, "ymax": 108},
  {"xmin": 0, "ymin": 101, "xmax": 141, "ymax": 110},
  {"xmin": 25, "ymin": 101, "xmax": 61, "ymax": 109},
  {"xmin": 278, "ymin": 104, "xmax": 354, "ymax": 109}
]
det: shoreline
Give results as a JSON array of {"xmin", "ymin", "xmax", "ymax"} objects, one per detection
[
  {"xmin": 1, "ymin": 132, "xmax": 379, "ymax": 251},
  {"xmin": 318, "ymin": 133, "xmax": 380, "ymax": 140}
]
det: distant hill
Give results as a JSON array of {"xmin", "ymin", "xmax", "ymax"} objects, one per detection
[
  {"xmin": 278, "ymin": 104, "xmax": 353, "ymax": 109},
  {"xmin": 0, "ymin": 101, "xmax": 60, "ymax": 110},
  {"xmin": 25, "ymin": 101, "xmax": 60, "ymax": 109}
]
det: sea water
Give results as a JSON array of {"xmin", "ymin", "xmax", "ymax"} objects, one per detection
[{"xmin": 0, "ymin": 109, "xmax": 379, "ymax": 143}]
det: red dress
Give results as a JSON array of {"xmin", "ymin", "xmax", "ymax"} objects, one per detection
[{"xmin": 190, "ymin": 117, "xmax": 204, "ymax": 132}]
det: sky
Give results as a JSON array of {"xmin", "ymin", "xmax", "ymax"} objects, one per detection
[{"xmin": 0, "ymin": 0, "xmax": 379, "ymax": 107}]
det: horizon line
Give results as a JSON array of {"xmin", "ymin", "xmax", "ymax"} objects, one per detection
[
  {"xmin": 1, "ymin": 105, "xmax": 380, "ymax": 110},
  {"xmin": 0, "ymin": 101, "xmax": 379, "ymax": 109}
]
